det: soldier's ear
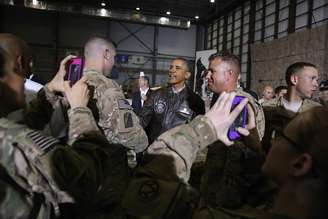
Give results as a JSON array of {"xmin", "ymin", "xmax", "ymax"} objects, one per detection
[
  {"xmin": 290, "ymin": 153, "xmax": 313, "ymax": 177},
  {"xmin": 290, "ymin": 74, "xmax": 298, "ymax": 86},
  {"xmin": 104, "ymin": 48, "xmax": 111, "ymax": 60}
]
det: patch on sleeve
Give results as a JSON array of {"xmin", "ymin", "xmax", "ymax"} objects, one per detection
[
  {"xmin": 124, "ymin": 112, "xmax": 133, "ymax": 128},
  {"xmin": 27, "ymin": 130, "xmax": 59, "ymax": 152},
  {"xmin": 118, "ymin": 99, "xmax": 132, "ymax": 110},
  {"xmin": 137, "ymin": 179, "xmax": 159, "ymax": 202}
]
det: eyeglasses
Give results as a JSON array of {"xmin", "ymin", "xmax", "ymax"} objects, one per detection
[
  {"xmin": 278, "ymin": 131, "xmax": 305, "ymax": 152},
  {"xmin": 276, "ymin": 130, "xmax": 324, "ymax": 179}
]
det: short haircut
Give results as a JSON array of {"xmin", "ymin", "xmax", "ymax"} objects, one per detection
[
  {"xmin": 173, "ymin": 57, "xmax": 190, "ymax": 72},
  {"xmin": 208, "ymin": 51, "xmax": 241, "ymax": 74},
  {"xmin": 285, "ymin": 62, "xmax": 317, "ymax": 86},
  {"xmin": 0, "ymin": 33, "xmax": 31, "ymax": 77},
  {"xmin": 0, "ymin": 33, "xmax": 30, "ymax": 59},
  {"xmin": 84, "ymin": 36, "xmax": 116, "ymax": 58},
  {"xmin": 275, "ymin": 85, "xmax": 287, "ymax": 94}
]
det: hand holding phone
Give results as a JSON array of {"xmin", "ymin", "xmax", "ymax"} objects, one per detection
[
  {"xmin": 66, "ymin": 57, "xmax": 84, "ymax": 86},
  {"xmin": 205, "ymin": 92, "xmax": 249, "ymax": 146},
  {"xmin": 228, "ymin": 96, "xmax": 248, "ymax": 141},
  {"xmin": 48, "ymin": 55, "xmax": 76, "ymax": 93}
]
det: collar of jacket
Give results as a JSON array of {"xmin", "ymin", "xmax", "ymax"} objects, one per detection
[
  {"xmin": 273, "ymin": 96, "xmax": 320, "ymax": 113},
  {"xmin": 83, "ymin": 69, "xmax": 102, "ymax": 76}
]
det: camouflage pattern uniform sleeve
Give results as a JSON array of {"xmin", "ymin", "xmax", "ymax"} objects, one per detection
[
  {"xmin": 85, "ymin": 71, "xmax": 148, "ymax": 152},
  {"xmin": 67, "ymin": 106, "xmax": 100, "ymax": 145},
  {"xmin": 121, "ymin": 115, "xmax": 216, "ymax": 218},
  {"xmin": 145, "ymin": 115, "xmax": 217, "ymax": 183},
  {"xmin": 236, "ymin": 89, "xmax": 265, "ymax": 140},
  {"xmin": 22, "ymin": 85, "xmax": 57, "ymax": 130},
  {"xmin": 0, "ymin": 116, "xmax": 126, "ymax": 217}
]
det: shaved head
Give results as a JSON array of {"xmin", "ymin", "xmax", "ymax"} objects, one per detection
[
  {"xmin": 83, "ymin": 37, "xmax": 117, "ymax": 76},
  {"xmin": 84, "ymin": 37, "xmax": 116, "ymax": 59}
]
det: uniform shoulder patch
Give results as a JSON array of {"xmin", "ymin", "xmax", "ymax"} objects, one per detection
[
  {"xmin": 154, "ymin": 99, "xmax": 167, "ymax": 114},
  {"xmin": 26, "ymin": 130, "xmax": 59, "ymax": 152},
  {"xmin": 138, "ymin": 179, "xmax": 159, "ymax": 202}
]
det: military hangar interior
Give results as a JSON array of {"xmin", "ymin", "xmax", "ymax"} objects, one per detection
[
  {"xmin": 1, "ymin": 0, "xmax": 328, "ymax": 218},
  {"xmin": 1, "ymin": 0, "xmax": 327, "ymax": 93}
]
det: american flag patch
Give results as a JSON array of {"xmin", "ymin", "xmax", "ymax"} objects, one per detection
[{"xmin": 27, "ymin": 130, "xmax": 59, "ymax": 152}]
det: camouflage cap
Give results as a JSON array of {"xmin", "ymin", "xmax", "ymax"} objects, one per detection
[
  {"xmin": 319, "ymin": 80, "xmax": 328, "ymax": 91},
  {"xmin": 283, "ymin": 106, "xmax": 328, "ymax": 179}
]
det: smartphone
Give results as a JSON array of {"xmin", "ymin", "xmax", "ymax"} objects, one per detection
[
  {"xmin": 228, "ymin": 96, "xmax": 248, "ymax": 141},
  {"xmin": 66, "ymin": 57, "xmax": 84, "ymax": 86}
]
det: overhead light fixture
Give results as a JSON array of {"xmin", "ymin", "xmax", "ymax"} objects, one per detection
[
  {"xmin": 210, "ymin": 0, "xmax": 215, "ymax": 3},
  {"xmin": 101, "ymin": 2, "xmax": 106, "ymax": 7},
  {"xmin": 159, "ymin": 17, "xmax": 169, "ymax": 24},
  {"xmin": 166, "ymin": 11, "xmax": 171, "ymax": 15},
  {"xmin": 100, "ymin": 8, "xmax": 107, "ymax": 16},
  {"xmin": 195, "ymin": 15, "xmax": 199, "ymax": 19},
  {"xmin": 136, "ymin": 7, "xmax": 140, "ymax": 11},
  {"xmin": 32, "ymin": 0, "xmax": 39, "ymax": 6}
]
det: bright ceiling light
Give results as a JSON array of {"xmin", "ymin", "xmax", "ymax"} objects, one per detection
[
  {"xmin": 195, "ymin": 15, "xmax": 199, "ymax": 19},
  {"xmin": 166, "ymin": 11, "xmax": 171, "ymax": 15},
  {"xmin": 101, "ymin": 2, "xmax": 106, "ymax": 7},
  {"xmin": 32, "ymin": 0, "xmax": 39, "ymax": 6},
  {"xmin": 100, "ymin": 8, "xmax": 107, "ymax": 16},
  {"xmin": 210, "ymin": 0, "xmax": 215, "ymax": 3},
  {"xmin": 136, "ymin": 7, "xmax": 140, "ymax": 11}
]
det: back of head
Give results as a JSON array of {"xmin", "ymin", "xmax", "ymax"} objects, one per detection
[
  {"xmin": 275, "ymin": 85, "xmax": 287, "ymax": 94},
  {"xmin": 208, "ymin": 51, "xmax": 241, "ymax": 75},
  {"xmin": 84, "ymin": 36, "xmax": 116, "ymax": 59},
  {"xmin": 0, "ymin": 33, "xmax": 31, "ymax": 77},
  {"xmin": 284, "ymin": 106, "xmax": 328, "ymax": 178},
  {"xmin": 285, "ymin": 62, "xmax": 316, "ymax": 86},
  {"xmin": 283, "ymin": 107, "xmax": 328, "ymax": 218}
]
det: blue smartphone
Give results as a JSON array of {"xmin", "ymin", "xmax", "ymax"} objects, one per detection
[{"xmin": 228, "ymin": 96, "xmax": 248, "ymax": 141}]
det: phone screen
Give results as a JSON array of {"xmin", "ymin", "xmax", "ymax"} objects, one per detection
[
  {"xmin": 69, "ymin": 64, "xmax": 81, "ymax": 83},
  {"xmin": 228, "ymin": 96, "xmax": 248, "ymax": 141},
  {"xmin": 67, "ymin": 58, "xmax": 84, "ymax": 86}
]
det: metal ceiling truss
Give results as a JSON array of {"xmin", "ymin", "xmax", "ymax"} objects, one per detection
[{"xmin": 0, "ymin": 0, "xmax": 191, "ymax": 28}]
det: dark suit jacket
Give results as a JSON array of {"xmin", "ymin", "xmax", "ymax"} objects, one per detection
[{"xmin": 132, "ymin": 89, "xmax": 151, "ymax": 115}]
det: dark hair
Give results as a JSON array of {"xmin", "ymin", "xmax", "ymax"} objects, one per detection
[
  {"xmin": 208, "ymin": 51, "xmax": 240, "ymax": 74},
  {"xmin": 0, "ymin": 47, "xmax": 7, "ymax": 78},
  {"xmin": 319, "ymin": 80, "xmax": 328, "ymax": 91},
  {"xmin": 285, "ymin": 62, "xmax": 316, "ymax": 86},
  {"xmin": 173, "ymin": 57, "xmax": 191, "ymax": 72},
  {"xmin": 143, "ymin": 76, "xmax": 150, "ymax": 83},
  {"xmin": 275, "ymin": 85, "xmax": 287, "ymax": 94}
]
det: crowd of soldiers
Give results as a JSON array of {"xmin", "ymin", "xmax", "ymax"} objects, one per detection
[{"xmin": 0, "ymin": 33, "xmax": 328, "ymax": 219}]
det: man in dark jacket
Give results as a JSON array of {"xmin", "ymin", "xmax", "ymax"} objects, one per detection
[
  {"xmin": 139, "ymin": 57, "xmax": 205, "ymax": 144},
  {"xmin": 132, "ymin": 74, "xmax": 151, "ymax": 114}
]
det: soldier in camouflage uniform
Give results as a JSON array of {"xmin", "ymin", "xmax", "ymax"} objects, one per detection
[
  {"xmin": 262, "ymin": 62, "xmax": 321, "ymax": 153},
  {"xmin": 199, "ymin": 51, "xmax": 268, "ymax": 218},
  {"xmin": 0, "ymin": 45, "xmax": 129, "ymax": 218},
  {"xmin": 123, "ymin": 89, "xmax": 328, "ymax": 219},
  {"xmin": 25, "ymin": 37, "xmax": 148, "ymax": 153},
  {"xmin": 123, "ymin": 92, "xmax": 258, "ymax": 219}
]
